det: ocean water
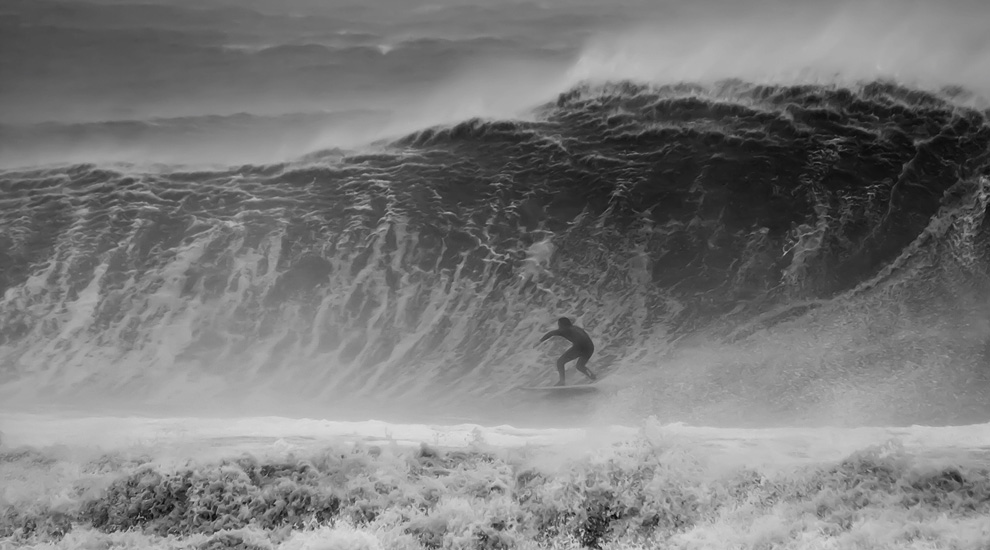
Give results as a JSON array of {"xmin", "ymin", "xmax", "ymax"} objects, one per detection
[{"xmin": 2, "ymin": 0, "xmax": 990, "ymax": 548}]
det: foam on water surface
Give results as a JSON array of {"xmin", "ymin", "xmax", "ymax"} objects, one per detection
[
  {"xmin": 4, "ymin": 414, "xmax": 990, "ymax": 465},
  {"xmin": 3, "ymin": 413, "xmax": 989, "ymax": 549}
]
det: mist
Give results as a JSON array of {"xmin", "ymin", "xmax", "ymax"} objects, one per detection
[{"xmin": 5, "ymin": 0, "xmax": 989, "ymax": 168}]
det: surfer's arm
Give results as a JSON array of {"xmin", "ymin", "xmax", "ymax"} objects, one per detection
[{"xmin": 539, "ymin": 330, "xmax": 561, "ymax": 344}]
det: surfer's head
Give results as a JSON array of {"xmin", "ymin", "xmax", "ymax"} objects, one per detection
[{"xmin": 557, "ymin": 317, "xmax": 572, "ymax": 328}]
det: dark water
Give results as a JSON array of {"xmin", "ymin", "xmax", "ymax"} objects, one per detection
[{"xmin": 1, "ymin": 0, "xmax": 990, "ymax": 427}]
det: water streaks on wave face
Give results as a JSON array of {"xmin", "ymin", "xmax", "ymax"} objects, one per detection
[{"xmin": 1, "ymin": 80, "xmax": 988, "ymax": 424}]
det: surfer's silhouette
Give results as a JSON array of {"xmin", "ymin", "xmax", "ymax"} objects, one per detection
[{"xmin": 538, "ymin": 317, "xmax": 596, "ymax": 386}]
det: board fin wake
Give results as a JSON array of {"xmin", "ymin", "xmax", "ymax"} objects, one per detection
[{"xmin": 518, "ymin": 382, "xmax": 599, "ymax": 392}]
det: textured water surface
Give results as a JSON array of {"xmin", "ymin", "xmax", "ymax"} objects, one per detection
[{"xmin": 2, "ymin": 0, "xmax": 990, "ymax": 548}]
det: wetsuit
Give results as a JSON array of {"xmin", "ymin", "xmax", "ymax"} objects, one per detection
[{"xmin": 539, "ymin": 317, "xmax": 596, "ymax": 386}]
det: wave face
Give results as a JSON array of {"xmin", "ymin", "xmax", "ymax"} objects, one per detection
[{"xmin": 2, "ymin": 81, "xmax": 989, "ymax": 424}]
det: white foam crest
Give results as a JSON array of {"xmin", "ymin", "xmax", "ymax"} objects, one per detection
[{"xmin": 565, "ymin": 0, "xmax": 990, "ymax": 96}]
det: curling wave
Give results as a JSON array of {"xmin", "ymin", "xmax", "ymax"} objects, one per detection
[{"xmin": 0, "ymin": 80, "xmax": 988, "ymax": 424}]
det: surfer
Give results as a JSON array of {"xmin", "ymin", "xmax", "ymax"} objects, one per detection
[{"xmin": 539, "ymin": 317, "xmax": 596, "ymax": 386}]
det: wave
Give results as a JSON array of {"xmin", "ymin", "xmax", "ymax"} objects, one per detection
[{"xmin": 1, "ymin": 80, "xmax": 988, "ymax": 425}]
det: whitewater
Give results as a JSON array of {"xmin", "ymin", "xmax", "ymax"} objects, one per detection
[{"xmin": 3, "ymin": 0, "xmax": 990, "ymax": 548}]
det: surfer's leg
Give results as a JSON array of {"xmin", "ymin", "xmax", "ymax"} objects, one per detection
[
  {"xmin": 556, "ymin": 347, "xmax": 581, "ymax": 386},
  {"xmin": 575, "ymin": 354, "xmax": 596, "ymax": 381}
]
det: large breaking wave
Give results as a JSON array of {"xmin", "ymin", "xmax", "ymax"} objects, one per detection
[{"xmin": 1, "ymin": 80, "xmax": 988, "ymax": 425}]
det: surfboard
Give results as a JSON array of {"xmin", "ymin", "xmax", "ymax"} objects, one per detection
[{"xmin": 518, "ymin": 383, "xmax": 598, "ymax": 392}]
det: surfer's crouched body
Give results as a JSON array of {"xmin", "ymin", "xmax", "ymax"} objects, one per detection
[{"xmin": 539, "ymin": 317, "xmax": 596, "ymax": 386}]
